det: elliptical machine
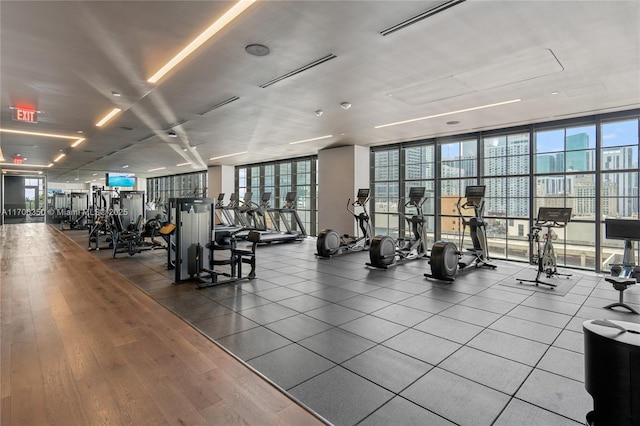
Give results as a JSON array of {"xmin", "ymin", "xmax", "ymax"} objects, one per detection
[
  {"xmin": 367, "ymin": 187, "xmax": 428, "ymax": 269},
  {"xmin": 316, "ymin": 189, "xmax": 371, "ymax": 257},
  {"xmin": 426, "ymin": 185, "xmax": 496, "ymax": 281}
]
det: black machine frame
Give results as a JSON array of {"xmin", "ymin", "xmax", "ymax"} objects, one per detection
[
  {"xmin": 316, "ymin": 188, "xmax": 371, "ymax": 257},
  {"xmin": 603, "ymin": 218, "xmax": 640, "ymax": 314},
  {"xmin": 367, "ymin": 187, "xmax": 429, "ymax": 269},
  {"xmin": 426, "ymin": 185, "xmax": 496, "ymax": 281},
  {"xmin": 517, "ymin": 206, "xmax": 572, "ymax": 288}
]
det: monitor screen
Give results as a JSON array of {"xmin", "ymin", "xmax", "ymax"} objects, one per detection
[
  {"xmin": 465, "ymin": 185, "xmax": 486, "ymax": 198},
  {"xmin": 605, "ymin": 218, "xmax": 640, "ymax": 240},
  {"xmin": 408, "ymin": 187, "xmax": 425, "ymax": 199},
  {"xmin": 357, "ymin": 188, "xmax": 370, "ymax": 199},
  {"xmin": 106, "ymin": 172, "xmax": 136, "ymax": 188}
]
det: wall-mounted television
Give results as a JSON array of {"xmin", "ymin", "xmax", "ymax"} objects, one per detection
[{"xmin": 105, "ymin": 172, "xmax": 136, "ymax": 188}]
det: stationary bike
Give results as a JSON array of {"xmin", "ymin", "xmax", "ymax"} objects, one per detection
[
  {"xmin": 426, "ymin": 185, "xmax": 496, "ymax": 281},
  {"xmin": 516, "ymin": 207, "xmax": 572, "ymax": 288},
  {"xmin": 367, "ymin": 187, "xmax": 428, "ymax": 269},
  {"xmin": 316, "ymin": 189, "xmax": 371, "ymax": 257},
  {"xmin": 602, "ymin": 218, "xmax": 640, "ymax": 314}
]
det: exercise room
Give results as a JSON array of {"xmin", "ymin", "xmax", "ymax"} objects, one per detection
[{"xmin": 1, "ymin": 1, "xmax": 639, "ymax": 425}]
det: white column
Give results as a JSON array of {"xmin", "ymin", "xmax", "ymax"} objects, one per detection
[
  {"xmin": 208, "ymin": 165, "xmax": 235, "ymax": 201},
  {"xmin": 317, "ymin": 145, "xmax": 369, "ymax": 234}
]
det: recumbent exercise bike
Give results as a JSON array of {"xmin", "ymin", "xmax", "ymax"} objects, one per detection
[
  {"xmin": 426, "ymin": 185, "xmax": 496, "ymax": 281},
  {"xmin": 367, "ymin": 187, "xmax": 428, "ymax": 269},
  {"xmin": 316, "ymin": 189, "xmax": 371, "ymax": 257}
]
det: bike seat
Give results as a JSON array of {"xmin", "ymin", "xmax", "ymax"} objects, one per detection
[{"xmin": 605, "ymin": 276, "xmax": 636, "ymax": 288}]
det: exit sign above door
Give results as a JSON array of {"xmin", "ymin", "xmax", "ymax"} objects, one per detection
[{"xmin": 12, "ymin": 107, "xmax": 38, "ymax": 123}]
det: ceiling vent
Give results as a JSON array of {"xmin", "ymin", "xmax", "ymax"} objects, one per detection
[
  {"xmin": 198, "ymin": 96, "xmax": 240, "ymax": 116},
  {"xmin": 137, "ymin": 133, "xmax": 155, "ymax": 142},
  {"xmin": 259, "ymin": 54, "xmax": 337, "ymax": 88},
  {"xmin": 164, "ymin": 119, "xmax": 188, "ymax": 130},
  {"xmin": 380, "ymin": 0, "xmax": 466, "ymax": 36}
]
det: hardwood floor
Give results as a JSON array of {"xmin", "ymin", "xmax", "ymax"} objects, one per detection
[{"xmin": 0, "ymin": 223, "xmax": 325, "ymax": 425}]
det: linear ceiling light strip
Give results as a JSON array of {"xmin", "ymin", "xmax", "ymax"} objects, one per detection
[
  {"xmin": 148, "ymin": 0, "xmax": 257, "ymax": 84},
  {"xmin": 95, "ymin": 108, "xmax": 122, "ymax": 127},
  {"xmin": 374, "ymin": 99, "xmax": 522, "ymax": 129},
  {"xmin": 288, "ymin": 134, "xmax": 333, "ymax": 145},
  {"xmin": 198, "ymin": 96, "xmax": 240, "ymax": 115},
  {"xmin": 259, "ymin": 54, "xmax": 337, "ymax": 88},
  {"xmin": 380, "ymin": 0, "xmax": 466, "ymax": 36},
  {"xmin": 209, "ymin": 151, "xmax": 247, "ymax": 160}
]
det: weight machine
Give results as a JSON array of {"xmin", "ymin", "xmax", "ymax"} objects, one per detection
[
  {"xmin": 171, "ymin": 198, "xmax": 259, "ymax": 288},
  {"xmin": 516, "ymin": 207, "xmax": 572, "ymax": 288},
  {"xmin": 603, "ymin": 218, "xmax": 640, "ymax": 314}
]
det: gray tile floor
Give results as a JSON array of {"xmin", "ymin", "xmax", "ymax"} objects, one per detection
[{"xmin": 66, "ymin": 230, "xmax": 640, "ymax": 426}]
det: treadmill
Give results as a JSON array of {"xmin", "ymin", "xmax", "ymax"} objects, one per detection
[{"xmin": 236, "ymin": 191, "xmax": 306, "ymax": 244}]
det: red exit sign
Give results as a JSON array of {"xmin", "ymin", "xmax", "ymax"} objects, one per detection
[{"xmin": 13, "ymin": 108, "xmax": 38, "ymax": 123}]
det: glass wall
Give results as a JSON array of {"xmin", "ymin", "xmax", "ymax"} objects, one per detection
[
  {"xmin": 235, "ymin": 156, "xmax": 318, "ymax": 236},
  {"xmin": 146, "ymin": 171, "xmax": 207, "ymax": 209},
  {"xmin": 600, "ymin": 118, "xmax": 640, "ymax": 271},
  {"xmin": 371, "ymin": 149, "xmax": 400, "ymax": 237},
  {"xmin": 370, "ymin": 109, "xmax": 639, "ymax": 272},
  {"xmin": 482, "ymin": 132, "xmax": 531, "ymax": 261}
]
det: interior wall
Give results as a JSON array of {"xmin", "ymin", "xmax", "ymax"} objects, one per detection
[
  {"xmin": 208, "ymin": 165, "xmax": 234, "ymax": 201},
  {"xmin": 317, "ymin": 145, "xmax": 370, "ymax": 233}
]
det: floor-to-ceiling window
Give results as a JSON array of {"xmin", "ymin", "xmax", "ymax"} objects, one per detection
[
  {"xmin": 146, "ymin": 171, "xmax": 207, "ymax": 209},
  {"xmin": 235, "ymin": 156, "xmax": 318, "ymax": 236},
  {"xmin": 371, "ymin": 148, "xmax": 400, "ymax": 238},
  {"xmin": 439, "ymin": 138, "xmax": 478, "ymax": 246},
  {"xmin": 403, "ymin": 144, "xmax": 435, "ymax": 246},
  {"xmin": 600, "ymin": 117, "xmax": 640, "ymax": 271},
  {"xmin": 482, "ymin": 131, "xmax": 531, "ymax": 261},
  {"xmin": 369, "ymin": 109, "xmax": 639, "ymax": 272},
  {"xmin": 533, "ymin": 124, "xmax": 597, "ymax": 269}
]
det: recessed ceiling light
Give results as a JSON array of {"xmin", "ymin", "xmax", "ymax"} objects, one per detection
[
  {"xmin": 551, "ymin": 91, "xmax": 559, "ymax": 95},
  {"xmin": 183, "ymin": 148, "xmax": 188, "ymax": 152},
  {"xmin": 167, "ymin": 132, "xmax": 177, "ymax": 138},
  {"xmin": 120, "ymin": 126, "xmax": 134, "ymax": 131},
  {"xmin": 340, "ymin": 102, "xmax": 351, "ymax": 110},
  {"xmin": 245, "ymin": 44, "xmax": 270, "ymax": 56},
  {"xmin": 122, "ymin": 165, "xmax": 129, "ymax": 168},
  {"xmin": 92, "ymin": 173, "xmax": 97, "ymax": 176},
  {"xmin": 111, "ymin": 91, "xmax": 121, "ymax": 97},
  {"xmin": 315, "ymin": 110, "xmax": 323, "ymax": 117}
]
